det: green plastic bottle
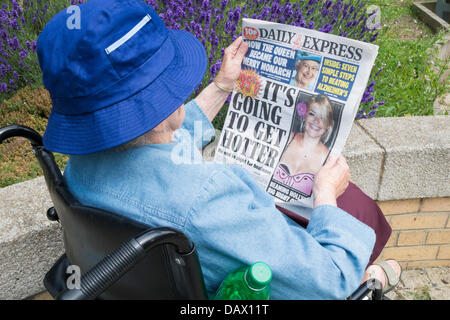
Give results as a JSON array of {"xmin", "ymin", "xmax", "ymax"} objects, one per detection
[{"xmin": 214, "ymin": 262, "xmax": 272, "ymax": 300}]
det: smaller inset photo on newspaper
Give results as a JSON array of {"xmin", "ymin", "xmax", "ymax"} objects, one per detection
[
  {"xmin": 267, "ymin": 92, "xmax": 344, "ymax": 202},
  {"xmin": 289, "ymin": 51, "xmax": 322, "ymax": 92}
]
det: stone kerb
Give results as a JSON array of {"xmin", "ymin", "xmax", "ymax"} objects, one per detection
[
  {"xmin": 357, "ymin": 115, "xmax": 450, "ymax": 201},
  {"xmin": 340, "ymin": 123, "xmax": 384, "ymax": 200},
  {"xmin": 0, "ymin": 176, "xmax": 64, "ymax": 300}
]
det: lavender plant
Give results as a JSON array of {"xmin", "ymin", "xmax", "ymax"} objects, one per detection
[
  {"xmin": 147, "ymin": 0, "xmax": 383, "ymax": 121},
  {"xmin": 0, "ymin": 0, "xmax": 54, "ymax": 95},
  {"xmin": 1, "ymin": 0, "xmax": 383, "ymax": 119}
]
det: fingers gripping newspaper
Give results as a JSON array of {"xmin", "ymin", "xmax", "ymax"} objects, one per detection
[{"xmin": 214, "ymin": 18, "xmax": 378, "ymax": 221}]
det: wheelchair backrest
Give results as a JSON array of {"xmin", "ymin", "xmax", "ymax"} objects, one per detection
[{"xmin": 33, "ymin": 143, "xmax": 207, "ymax": 299}]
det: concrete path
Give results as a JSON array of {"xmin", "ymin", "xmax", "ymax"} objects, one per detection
[
  {"xmin": 385, "ymin": 266, "xmax": 450, "ymax": 300},
  {"xmin": 28, "ymin": 266, "xmax": 450, "ymax": 300}
]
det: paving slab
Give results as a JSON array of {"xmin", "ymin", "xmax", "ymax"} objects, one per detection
[
  {"xmin": 358, "ymin": 116, "xmax": 450, "ymax": 201},
  {"xmin": 426, "ymin": 266, "xmax": 450, "ymax": 284},
  {"xmin": 386, "ymin": 267, "xmax": 450, "ymax": 300},
  {"xmin": 429, "ymin": 285, "xmax": 450, "ymax": 300},
  {"xmin": 434, "ymin": 92, "xmax": 450, "ymax": 115},
  {"xmin": 400, "ymin": 269, "xmax": 434, "ymax": 289}
]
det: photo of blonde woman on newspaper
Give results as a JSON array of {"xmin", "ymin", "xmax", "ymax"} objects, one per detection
[{"xmin": 270, "ymin": 92, "xmax": 344, "ymax": 200}]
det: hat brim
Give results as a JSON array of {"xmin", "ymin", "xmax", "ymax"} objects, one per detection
[{"xmin": 43, "ymin": 29, "xmax": 207, "ymax": 155}]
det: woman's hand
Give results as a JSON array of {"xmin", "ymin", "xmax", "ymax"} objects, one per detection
[
  {"xmin": 313, "ymin": 155, "xmax": 350, "ymax": 207},
  {"xmin": 194, "ymin": 37, "xmax": 248, "ymax": 120},
  {"xmin": 214, "ymin": 36, "xmax": 248, "ymax": 90}
]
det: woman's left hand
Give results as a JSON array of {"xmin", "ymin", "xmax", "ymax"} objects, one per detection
[
  {"xmin": 313, "ymin": 155, "xmax": 350, "ymax": 207},
  {"xmin": 215, "ymin": 36, "xmax": 248, "ymax": 90}
]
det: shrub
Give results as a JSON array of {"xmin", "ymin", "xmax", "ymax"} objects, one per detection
[
  {"xmin": 0, "ymin": 86, "xmax": 68, "ymax": 187},
  {"xmin": 146, "ymin": 0, "xmax": 382, "ymax": 124},
  {"xmin": 0, "ymin": 0, "xmax": 52, "ymax": 95}
]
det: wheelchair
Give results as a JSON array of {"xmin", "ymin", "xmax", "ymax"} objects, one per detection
[{"xmin": 0, "ymin": 124, "xmax": 384, "ymax": 300}]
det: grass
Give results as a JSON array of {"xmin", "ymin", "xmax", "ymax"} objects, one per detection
[
  {"xmin": 392, "ymin": 285, "xmax": 433, "ymax": 300},
  {"xmin": 0, "ymin": 0, "xmax": 448, "ymax": 188},
  {"xmin": 368, "ymin": 0, "xmax": 449, "ymax": 117},
  {"xmin": 0, "ymin": 86, "xmax": 68, "ymax": 187},
  {"xmin": 408, "ymin": 285, "xmax": 433, "ymax": 300}
]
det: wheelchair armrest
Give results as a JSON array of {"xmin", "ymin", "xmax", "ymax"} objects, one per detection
[
  {"xmin": 56, "ymin": 227, "xmax": 194, "ymax": 300},
  {"xmin": 346, "ymin": 278, "xmax": 383, "ymax": 300}
]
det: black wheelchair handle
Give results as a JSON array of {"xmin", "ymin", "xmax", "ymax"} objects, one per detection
[
  {"xmin": 57, "ymin": 238, "xmax": 144, "ymax": 300},
  {"xmin": 346, "ymin": 278, "xmax": 383, "ymax": 300},
  {"xmin": 56, "ymin": 227, "xmax": 194, "ymax": 300},
  {"xmin": 0, "ymin": 125, "xmax": 43, "ymax": 146},
  {"xmin": 135, "ymin": 227, "xmax": 194, "ymax": 254}
]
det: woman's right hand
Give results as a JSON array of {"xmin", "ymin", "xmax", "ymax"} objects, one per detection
[
  {"xmin": 214, "ymin": 36, "xmax": 248, "ymax": 90},
  {"xmin": 313, "ymin": 155, "xmax": 350, "ymax": 207}
]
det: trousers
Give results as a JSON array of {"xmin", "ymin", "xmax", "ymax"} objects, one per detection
[{"xmin": 278, "ymin": 182, "xmax": 392, "ymax": 267}]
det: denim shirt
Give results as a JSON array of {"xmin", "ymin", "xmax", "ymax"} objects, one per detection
[{"xmin": 64, "ymin": 100, "xmax": 375, "ymax": 300}]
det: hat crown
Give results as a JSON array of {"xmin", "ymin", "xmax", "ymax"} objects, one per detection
[
  {"xmin": 39, "ymin": 0, "xmax": 207, "ymax": 155},
  {"xmin": 38, "ymin": 0, "xmax": 167, "ymax": 103}
]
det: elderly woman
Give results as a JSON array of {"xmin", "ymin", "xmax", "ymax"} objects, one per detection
[{"xmin": 37, "ymin": 0, "xmax": 400, "ymax": 299}]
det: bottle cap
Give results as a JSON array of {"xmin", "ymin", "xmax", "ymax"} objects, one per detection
[{"xmin": 246, "ymin": 262, "xmax": 272, "ymax": 290}]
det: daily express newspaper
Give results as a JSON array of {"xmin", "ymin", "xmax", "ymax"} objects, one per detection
[{"xmin": 214, "ymin": 18, "xmax": 379, "ymax": 218}]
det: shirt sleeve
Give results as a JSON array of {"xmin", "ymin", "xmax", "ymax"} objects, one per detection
[
  {"xmin": 180, "ymin": 99, "xmax": 216, "ymax": 149},
  {"xmin": 184, "ymin": 165, "xmax": 375, "ymax": 300}
]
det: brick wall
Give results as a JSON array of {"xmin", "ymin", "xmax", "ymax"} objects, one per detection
[{"xmin": 376, "ymin": 197, "xmax": 450, "ymax": 269}]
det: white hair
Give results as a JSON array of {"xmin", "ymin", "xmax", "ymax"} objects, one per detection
[{"xmin": 114, "ymin": 131, "xmax": 153, "ymax": 152}]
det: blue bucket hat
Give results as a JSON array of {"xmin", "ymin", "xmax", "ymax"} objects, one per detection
[{"xmin": 37, "ymin": 0, "xmax": 207, "ymax": 155}]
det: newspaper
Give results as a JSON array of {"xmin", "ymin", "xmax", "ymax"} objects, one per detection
[{"xmin": 214, "ymin": 18, "xmax": 379, "ymax": 219}]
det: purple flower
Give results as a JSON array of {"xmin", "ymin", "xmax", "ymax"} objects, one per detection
[
  {"xmin": 319, "ymin": 23, "xmax": 333, "ymax": 33},
  {"xmin": 209, "ymin": 59, "xmax": 221, "ymax": 78},
  {"xmin": 19, "ymin": 49, "xmax": 27, "ymax": 60},
  {"xmin": 220, "ymin": 0, "xmax": 228, "ymax": 11},
  {"xmin": 296, "ymin": 102, "xmax": 307, "ymax": 117},
  {"xmin": 369, "ymin": 32, "xmax": 379, "ymax": 42},
  {"xmin": 233, "ymin": 7, "xmax": 241, "ymax": 22}
]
